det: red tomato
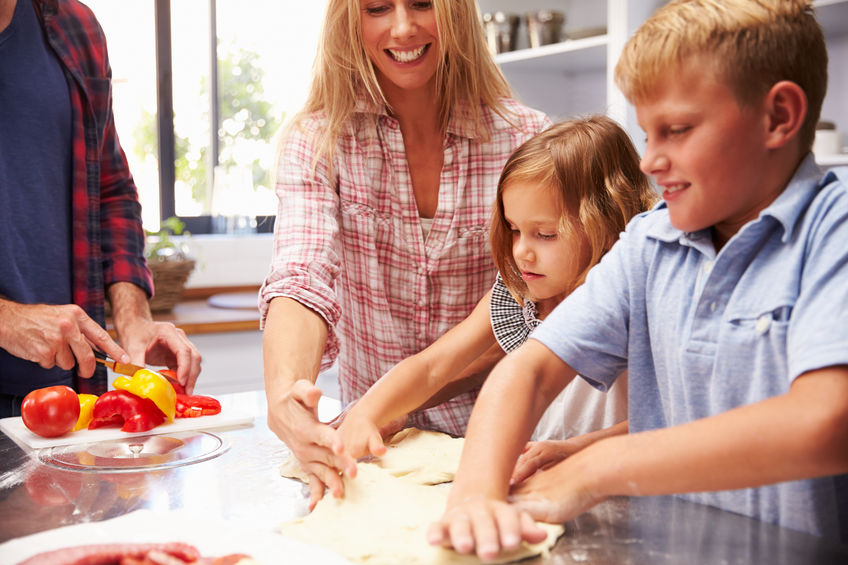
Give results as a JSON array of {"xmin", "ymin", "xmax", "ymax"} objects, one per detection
[{"xmin": 21, "ymin": 386, "xmax": 81, "ymax": 438}]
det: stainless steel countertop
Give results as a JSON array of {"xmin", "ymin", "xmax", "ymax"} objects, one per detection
[{"xmin": 1, "ymin": 390, "xmax": 846, "ymax": 564}]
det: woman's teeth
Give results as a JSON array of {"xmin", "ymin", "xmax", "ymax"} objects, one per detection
[
  {"xmin": 665, "ymin": 183, "xmax": 688, "ymax": 193},
  {"xmin": 387, "ymin": 45, "xmax": 426, "ymax": 63}
]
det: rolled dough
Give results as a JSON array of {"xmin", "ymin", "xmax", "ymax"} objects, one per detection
[{"xmin": 278, "ymin": 429, "xmax": 563, "ymax": 564}]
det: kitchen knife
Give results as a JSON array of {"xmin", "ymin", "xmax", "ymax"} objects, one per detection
[{"xmin": 95, "ymin": 356, "xmax": 145, "ymax": 376}]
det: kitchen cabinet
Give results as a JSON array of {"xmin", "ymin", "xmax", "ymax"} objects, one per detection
[{"xmin": 481, "ymin": 0, "xmax": 848, "ymax": 164}]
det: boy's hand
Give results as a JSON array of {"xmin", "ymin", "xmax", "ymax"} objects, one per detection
[
  {"xmin": 510, "ymin": 440, "xmax": 582, "ymax": 485},
  {"xmin": 508, "ymin": 460, "xmax": 604, "ymax": 525},
  {"xmin": 426, "ymin": 495, "xmax": 548, "ymax": 561}
]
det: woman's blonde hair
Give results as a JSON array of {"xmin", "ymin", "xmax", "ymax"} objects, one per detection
[
  {"xmin": 490, "ymin": 115, "xmax": 658, "ymax": 301},
  {"xmin": 292, "ymin": 0, "xmax": 515, "ymax": 166},
  {"xmin": 615, "ymin": 0, "xmax": 827, "ymax": 151}
]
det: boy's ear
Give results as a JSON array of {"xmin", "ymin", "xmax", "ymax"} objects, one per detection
[{"xmin": 763, "ymin": 81, "xmax": 807, "ymax": 150}]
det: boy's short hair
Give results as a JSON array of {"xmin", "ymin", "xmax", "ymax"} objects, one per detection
[{"xmin": 614, "ymin": 0, "xmax": 827, "ymax": 151}]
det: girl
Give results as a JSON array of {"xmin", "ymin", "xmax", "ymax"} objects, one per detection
[{"xmin": 338, "ymin": 115, "xmax": 658, "ymax": 461}]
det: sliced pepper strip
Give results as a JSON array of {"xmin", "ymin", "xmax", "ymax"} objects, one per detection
[
  {"xmin": 88, "ymin": 390, "xmax": 166, "ymax": 433},
  {"xmin": 175, "ymin": 394, "xmax": 221, "ymax": 418},
  {"xmin": 113, "ymin": 369, "xmax": 176, "ymax": 422},
  {"xmin": 73, "ymin": 394, "xmax": 99, "ymax": 431}
]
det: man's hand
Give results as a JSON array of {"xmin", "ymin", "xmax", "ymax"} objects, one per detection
[
  {"xmin": 0, "ymin": 300, "xmax": 129, "ymax": 378},
  {"xmin": 268, "ymin": 380, "xmax": 357, "ymax": 510},
  {"xmin": 108, "ymin": 282, "xmax": 201, "ymax": 393},
  {"xmin": 118, "ymin": 318, "xmax": 202, "ymax": 394}
]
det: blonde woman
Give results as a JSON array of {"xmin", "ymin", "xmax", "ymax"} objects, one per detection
[{"xmin": 260, "ymin": 0, "xmax": 549, "ymax": 507}]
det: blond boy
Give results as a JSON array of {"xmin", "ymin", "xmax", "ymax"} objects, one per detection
[{"xmin": 428, "ymin": 0, "xmax": 848, "ymax": 560}]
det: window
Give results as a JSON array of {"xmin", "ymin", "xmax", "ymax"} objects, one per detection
[{"xmin": 86, "ymin": 0, "xmax": 323, "ymax": 233}]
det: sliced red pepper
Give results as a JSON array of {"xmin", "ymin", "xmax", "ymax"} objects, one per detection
[
  {"xmin": 159, "ymin": 369, "xmax": 186, "ymax": 395},
  {"xmin": 175, "ymin": 394, "xmax": 222, "ymax": 418},
  {"xmin": 88, "ymin": 390, "xmax": 166, "ymax": 432}
]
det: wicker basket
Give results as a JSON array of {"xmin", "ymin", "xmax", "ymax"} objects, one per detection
[{"xmin": 148, "ymin": 258, "xmax": 195, "ymax": 313}]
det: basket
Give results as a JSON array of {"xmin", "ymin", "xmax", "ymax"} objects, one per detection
[{"xmin": 148, "ymin": 259, "xmax": 195, "ymax": 313}]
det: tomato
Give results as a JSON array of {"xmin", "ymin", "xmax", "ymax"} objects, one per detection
[
  {"xmin": 21, "ymin": 385, "xmax": 81, "ymax": 438},
  {"xmin": 159, "ymin": 369, "xmax": 186, "ymax": 395}
]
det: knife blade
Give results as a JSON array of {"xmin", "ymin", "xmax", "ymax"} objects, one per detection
[{"xmin": 94, "ymin": 356, "xmax": 145, "ymax": 376}]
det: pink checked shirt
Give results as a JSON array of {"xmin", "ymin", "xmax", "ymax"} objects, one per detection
[{"xmin": 260, "ymin": 96, "xmax": 549, "ymax": 435}]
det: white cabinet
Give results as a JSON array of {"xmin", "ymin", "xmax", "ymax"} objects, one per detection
[{"xmin": 481, "ymin": 0, "xmax": 848, "ymax": 164}]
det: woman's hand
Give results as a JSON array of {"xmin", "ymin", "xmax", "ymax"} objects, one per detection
[
  {"xmin": 426, "ymin": 494, "xmax": 548, "ymax": 562},
  {"xmin": 268, "ymin": 380, "xmax": 357, "ymax": 510},
  {"xmin": 511, "ymin": 440, "xmax": 583, "ymax": 485}
]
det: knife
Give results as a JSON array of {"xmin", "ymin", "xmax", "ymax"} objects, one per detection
[{"xmin": 94, "ymin": 356, "xmax": 145, "ymax": 377}]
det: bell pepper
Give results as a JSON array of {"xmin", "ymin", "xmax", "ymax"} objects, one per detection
[
  {"xmin": 88, "ymin": 390, "xmax": 166, "ymax": 433},
  {"xmin": 72, "ymin": 394, "xmax": 99, "ymax": 432},
  {"xmin": 175, "ymin": 394, "xmax": 222, "ymax": 418},
  {"xmin": 113, "ymin": 369, "xmax": 176, "ymax": 422},
  {"xmin": 159, "ymin": 369, "xmax": 186, "ymax": 395}
]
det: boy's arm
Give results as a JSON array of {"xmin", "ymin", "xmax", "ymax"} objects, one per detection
[
  {"xmin": 510, "ymin": 364, "xmax": 848, "ymax": 525},
  {"xmin": 338, "ymin": 291, "xmax": 499, "ymax": 459},
  {"xmin": 428, "ymin": 339, "xmax": 579, "ymax": 560}
]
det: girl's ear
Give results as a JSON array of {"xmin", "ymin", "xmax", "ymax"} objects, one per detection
[{"xmin": 763, "ymin": 80, "xmax": 807, "ymax": 150}]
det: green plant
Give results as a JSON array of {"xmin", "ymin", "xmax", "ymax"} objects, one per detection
[{"xmin": 145, "ymin": 217, "xmax": 191, "ymax": 262}]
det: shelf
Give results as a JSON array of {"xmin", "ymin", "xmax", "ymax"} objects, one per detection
[
  {"xmin": 494, "ymin": 34, "xmax": 607, "ymax": 73},
  {"xmin": 816, "ymin": 153, "xmax": 848, "ymax": 167},
  {"xmin": 815, "ymin": 0, "xmax": 848, "ymax": 38}
]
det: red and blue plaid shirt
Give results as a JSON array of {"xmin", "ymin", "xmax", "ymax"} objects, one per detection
[{"xmin": 34, "ymin": 0, "xmax": 152, "ymax": 393}]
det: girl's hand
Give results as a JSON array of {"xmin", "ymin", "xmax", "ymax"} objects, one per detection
[
  {"xmin": 510, "ymin": 440, "xmax": 583, "ymax": 485},
  {"xmin": 337, "ymin": 408, "xmax": 388, "ymax": 461},
  {"xmin": 426, "ymin": 495, "xmax": 548, "ymax": 562}
]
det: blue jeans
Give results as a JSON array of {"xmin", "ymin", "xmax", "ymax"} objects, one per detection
[{"xmin": 0, "ymin": 393, "xmax": 24, "ymax": 418}]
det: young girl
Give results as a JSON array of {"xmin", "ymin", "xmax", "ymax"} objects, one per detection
[{"xmin": 338, "ymin": 115, "xmax": 657, "ymax": 461}]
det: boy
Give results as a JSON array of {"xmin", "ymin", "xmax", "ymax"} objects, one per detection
[{"xmin": 427, "ymin": 0, "xmax": 848, "ymax": 560}]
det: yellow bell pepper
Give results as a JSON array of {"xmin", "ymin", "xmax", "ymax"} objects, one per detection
[
  {"xmin": 112, "ymin": 369, "xmax": 176, "ymax": 422},
  {"xmin": 73, "ymin": 394, "xmax": 99, "ymax": 431}
]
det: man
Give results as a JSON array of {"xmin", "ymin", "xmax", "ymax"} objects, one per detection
[{"xmin": 0, "ymin": 0, "xmax": 201, "ymax": 417}]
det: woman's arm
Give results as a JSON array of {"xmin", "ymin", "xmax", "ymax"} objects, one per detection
[
  {"xmin": 263, "ymin": 296, "xmax": 357, "ymax": 510},
  {"xmin": 338, "ymin": 291, "xmax": 498, "ymax": 459}
]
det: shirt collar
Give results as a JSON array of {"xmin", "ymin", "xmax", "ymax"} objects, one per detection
[
  {"xmin": 646, "ymin": 153, "xmax": 825, "ymax": 246},
  {"xmin": 353, "ymin": 91, "xmax": 483, "ymax": 140}
]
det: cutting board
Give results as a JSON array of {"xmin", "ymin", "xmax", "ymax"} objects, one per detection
[{"xmin": 0, "ymin": 410, "xmax": 254, "ymax": 450}]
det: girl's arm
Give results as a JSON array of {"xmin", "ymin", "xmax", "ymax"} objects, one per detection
[
  {"xmin": 510, "ymin": 420, "xmax": 629, "ymax": 485},
  {"xmin": 338, "ymin": 291, "xmax": 499, "ymax": 459}
]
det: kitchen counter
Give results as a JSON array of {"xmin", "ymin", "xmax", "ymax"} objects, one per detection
[{"xmin": 1, "ymin": 390, "xmax": 846, "ymax": 564}]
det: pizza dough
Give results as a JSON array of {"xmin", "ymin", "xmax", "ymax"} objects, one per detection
[
  {"xmin": 278, "ymin": 429, "xmax": 563, "ymax": 564},
  {"xmin": 279, "ymin": 428, "xmax": 465, "ymax": 485}
]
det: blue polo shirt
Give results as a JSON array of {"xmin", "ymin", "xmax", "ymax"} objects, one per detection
[{"xmin": 533, "ymin": 155, "xmax": 848, "ymax": 540}]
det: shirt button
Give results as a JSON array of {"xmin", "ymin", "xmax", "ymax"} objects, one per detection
[
  {"xmin": 755, "ymin": 315, "xmax": 771, "ymax": 334},
  {"xmin": 703, "ymin": 260, "xmax": 714, "ymax": 275},
  {"xmin": 418, "ymin": 298, "xmax": 426, "ymax": 307},
  {"xmin": 710, "ymin": 301, "xmax": 717, "ymax": 312}
]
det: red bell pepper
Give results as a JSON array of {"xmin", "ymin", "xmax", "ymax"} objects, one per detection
[
  {"xmin": 88, "ymin": 390, "xmax": 166, "ymax": 432},
  {"xmin": 175, "ymin": 394, "xmax": 222, "ymax": 418},
  {"xmin": 159, "ymin": 369, "xmax": 186, "ymax": 395}
]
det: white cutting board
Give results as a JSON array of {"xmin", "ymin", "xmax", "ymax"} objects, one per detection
[{"xmin": 0, "ymin": 410, "xmax": 254, "ymax": 450}]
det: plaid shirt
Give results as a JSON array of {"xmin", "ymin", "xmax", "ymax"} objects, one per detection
[
  {"xmin": 34, "ymin": 0, "xmax": 152, "ymax": 393},
  {"xmin": 260, "ymin": 96, "xmax": 549, "ymax": 435}
]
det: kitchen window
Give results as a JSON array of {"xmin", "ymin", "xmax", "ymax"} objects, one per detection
[{"xmin": 85, "ymin": 0, "xmax": 323, "ymax": 234}]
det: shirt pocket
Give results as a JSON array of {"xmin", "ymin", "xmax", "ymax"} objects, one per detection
[{"xmin": 723, "ymin": 298, "xmax": 794, "ymax": 387}]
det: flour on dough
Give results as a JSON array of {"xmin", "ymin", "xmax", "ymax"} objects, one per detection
[
  {"xmin": 279, "ymin": 428, "xmax": 465, "ymax": 485},
  {"xmin": 279, "ymin": 463, "xmax": 563, "ymax": 565}
]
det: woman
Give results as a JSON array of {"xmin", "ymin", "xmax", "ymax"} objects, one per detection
[{"xmin": 260, "ymin": 0, "xmax": 549, "ymax": 506}]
